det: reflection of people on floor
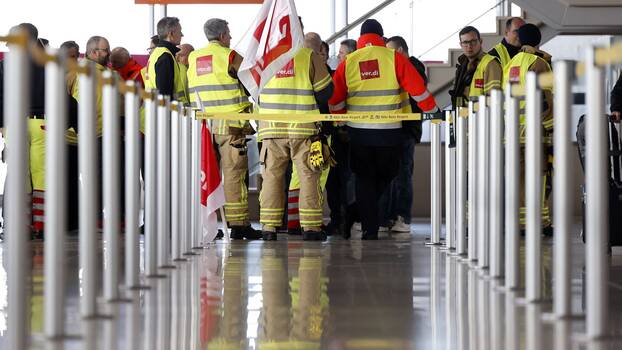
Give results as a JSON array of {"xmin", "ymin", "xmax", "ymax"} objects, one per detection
[
  {"xmin": 259, "ymin": 250, "xmax": 291, "ymax": 345},
  {"xmin": 291, "ymin": 251, "xmax": 328, "ymax": 344},
  {"xmin": 30, "ymin": 245, "xmax": 43, "ymax": 334}
]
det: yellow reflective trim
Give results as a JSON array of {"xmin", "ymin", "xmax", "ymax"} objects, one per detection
[{"xmin": 313, "ymin": 74, "xmax": 332, "ymax": 91}]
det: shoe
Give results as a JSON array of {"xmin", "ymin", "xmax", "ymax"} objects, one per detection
[
  {"xmin": 262, "ymin": 231, "xmax": 278, "ymax": 241},
  {"xmin": 216, "ymin": 229, "xmax": 224, "ymax": 240},
  {"xmin": 542, "ymin": 226, "xmax": 553, "ymax": 237},
  {"xmin": 303, "ymin": 231, "xmax": 327, "ymax": 241},
  {"xmin": 361, "ymin": 231, "xmax": 378, "ymax": 240},
  {"xmin": 391, "ymin": 216, "xmax": 411, "ymax": 233},
  {"xmin": 32, "ymin": 230, "xmax": 44, "ymax": 240},
  {"xmin": 352, "ymin": 222, "xmax": 362, "ymax": 232},
  {"xmin": 231, "ymin": 226, "xmax": 262, "ymax": 240},
  {"xmin": 288, "ymin": 227, "xmax": 302, "ymax": 235}
]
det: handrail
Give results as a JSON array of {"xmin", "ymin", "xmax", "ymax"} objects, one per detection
[
  {"xmin": 417, "ymin": 0, "xmax": 506, "ymax": 60},
  {"xmin": 325, "ymin": 0, "xmax": 396, "ymax": 45}
]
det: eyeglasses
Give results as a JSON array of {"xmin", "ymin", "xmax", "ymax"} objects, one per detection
[{"xmin": 460, "ymin": 39, "xmax": 480, "ymax": 47}]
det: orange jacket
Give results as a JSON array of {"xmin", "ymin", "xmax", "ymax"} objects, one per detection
[{"xmin": 116, "ymin": 58, "xmax": 144, "ymax": 88}]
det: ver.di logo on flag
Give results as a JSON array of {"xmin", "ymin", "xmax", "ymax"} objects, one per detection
[{"xmin": 359, "ymin": 59, "xmax": 380, "ymax": 80}]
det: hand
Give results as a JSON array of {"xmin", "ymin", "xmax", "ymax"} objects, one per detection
[{"xmin": 612, "ymin": 111, "xmax": 621, "ymax": 123}]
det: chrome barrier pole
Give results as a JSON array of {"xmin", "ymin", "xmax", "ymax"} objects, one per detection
[
  {"xmin": 78, "ymin": 61, "xmax": 99, "ymax": 317},
  {"xmin": 553, "ymin": 60, "xmax": 573, "ymax": 317},
  {"xmin": 144, "ymin": 92, "xmax": 160, "ymax": 277},
  {"xmin": 467, "ymin": 101, "xmax": 478, "ymax": 261},
  {"xmin": 191, "ymin": 113, "xmax": 202, "ymax": 249},
  {"xmin": 44, "ymin": 51, "xmax": 67, "ymax": 338},
  {"xmin": 6, "ymin": 36, "xmax": 29, "ymax": 350},
  {"xmin": 170, "ymin": 102, "xmax": 184, "ymax": 262},
  {"xmin": 157, "ymin": 95, "xmax": 174, "ymax": 268},
  {"xmin": 525, "ymin": 72, "xmax": 542, "ymax": 302},
  {"xmin": 504, "ymin": 84, "xmax": 520, "ymax": 290},
  {"xmin": 445, "ymin": 111, "xmax": 456, "ymax": 249},
  {"xmin": 102, "ymin": 71, "xmax": 121, "ymax": 301},
  {"xmin": 124, "ymin": 81, "xmax": 142, "ymax": 289},
  {"xmin": 182, "ymin": 109, "xmax": 195, "ymax": 255},
  {"xmin": 477, "ymin": 95, "xmax": 489, "ymax": 270},
  {"xmin": 427, "ymin": 120, "xmax": 442, "ymax": 246},
  {"xmin": 489, "ymin": 89, "xmax": 504, "ymax": 278},
  {"xmin": 585, "ymin": 47, "xmax": 609, "ymax": 339},
  {"xmin": 456, "ymin": 108, "xmax": 467, "ymax": 256}
]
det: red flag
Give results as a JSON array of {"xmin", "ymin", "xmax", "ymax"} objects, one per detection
[
  {"xmin": 201, "ymin": 121, "xmax": 225, "ymax": 243},
  {"xmin": 237, "ymin": 0, "xmax": 304, "ymax": 99}
]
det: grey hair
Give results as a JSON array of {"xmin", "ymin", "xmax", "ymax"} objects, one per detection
[
  {"xmin": 86, "ymin": 36, "xmax": 106, "ymax": 54},
  {"xmin": 157, "ymin": 17, "xmax": 180, "ymax": 40},
  {"xmin": 204, "ymin": 18, "xmax": 229, "ymax": 41},
  {"xmin": 340, "ymin": 39, "xmax": 357, "ymax": 54},
  {"xmin": 60, "ymin": 40, "xmax": 80, "ymax": 52}
]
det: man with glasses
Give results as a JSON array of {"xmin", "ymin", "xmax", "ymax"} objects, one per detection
[
  {"xmin": 449, "ymin": 26, "xmax": 502, "ymax": 109},
  {"xmin": 489, "ymin": 17, "xmax": 525, "ymax": 69}
]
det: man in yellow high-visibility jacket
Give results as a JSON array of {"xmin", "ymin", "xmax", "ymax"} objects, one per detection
[
  {"xmin": 489, "ymin": 17, "xmax": 525, "ymax": 69},
  {"xmin": 188, "ymin": 18, "xmax": 261, "ymax": 240},
  {"xmin": 503, "ymin": 23, "xmax": 554, "ymax": 235}
]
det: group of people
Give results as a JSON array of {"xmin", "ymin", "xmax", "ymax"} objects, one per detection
[{"xmin": 1, "ymin": 14, "xmax": 560, "ymax": 242}]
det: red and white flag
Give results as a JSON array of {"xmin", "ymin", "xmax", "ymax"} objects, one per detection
[
  {"xmin": 237, "ymin": 0, "xmax": 304, "ymax": 99},
  {"xmin": 200, "ymin": 121, "xmax": 225, "ymax": 243}
]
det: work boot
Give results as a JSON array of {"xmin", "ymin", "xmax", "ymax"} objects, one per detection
[
  {"xmin": 302, "ymin": 230, "xmax": 327, "ymax": 241},
  {"xmin": 288, "ymin": 227, "xmax": 302, "ymax": 235},
  {"xmin": 216, "ymin": 229, "xmax": 224, "ymax": 240},
  {"xmin": 262, "ymin": 231, "xmax": 278, "ymax": 241},
  {"xmin": 231, "ymin": 226, "xmax": 262, "ymax": 240}
]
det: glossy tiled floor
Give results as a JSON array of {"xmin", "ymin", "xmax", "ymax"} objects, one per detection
[{"xmin": 1, "ymin": 221, "xmax": 622, "ymax": 349}]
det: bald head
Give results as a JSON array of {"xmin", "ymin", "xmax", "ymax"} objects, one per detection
[
  {"xmin": 110, "ymin": 47, "xmax": 130, "ymax": 70},
  {"xmin": 176, "ymin": 43, "xmax": 194, "ymax": 66},
  {"xmin": 304, "ymin": 32, "xmax": 322, "ymax": 53}
]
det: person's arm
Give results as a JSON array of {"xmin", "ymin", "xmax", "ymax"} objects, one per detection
[
  {"xmin": 154, "ymin": 53, "xmax": 175, "ymax": 98},
  {"xmin": 328, "ymin": 61, "xmax": 347, "ymax": 114},
  {"xmin": 611, "ymin": 74, "xmax": 622, "ymax": 121},
  {"xmin": 229, "ymin": 51, "xmax": 251, "ymax": 96},
  {"xmin": 482, "ymin": 59, "xmax": 502, "ymax": 94},
  {"xmin": 531, "ymin": 58, "xmax": 554, "ymax": 131},
  {"xmin": 309, "ymin": 52, "xmax": 334, "ymax": 105},
  {"xmin": 394, "ymin": 52, "xmax": 438, "ymax": 113}
]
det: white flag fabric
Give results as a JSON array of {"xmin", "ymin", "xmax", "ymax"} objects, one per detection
[{"xmin": 236, "ymin": 0, "xmax": 304, "ymax": 100}]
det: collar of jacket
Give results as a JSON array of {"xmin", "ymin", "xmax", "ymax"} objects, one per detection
[
  {"xmin": 82, "ymin": 58, "xmax": 108, "ymax": 72},
  {"xmin": 158, "ymin": 40, "xmax": 181, "ymax": 56},
  {"xmin": 520, "ymin": 45, "xmax": 552, "ymax": 63},
  {"xmin": 502, "ymin": 38, "xmax": 521, "ymax": 56},
  {"xmin": 356, "ymin": 34, "xmax": 386, "ymax": 49},
  {"xmin": 457, "ymin": 50, "xmax": 485, "ymax": 68}
]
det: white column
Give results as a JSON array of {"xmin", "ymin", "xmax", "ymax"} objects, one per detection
[
  {"xmin": 125, "ymin": 82, "xmax": 141, "ymax": 289},
  {"xmin": 504, "ymin": 84, "xmax": 520, "ymax": 290}
]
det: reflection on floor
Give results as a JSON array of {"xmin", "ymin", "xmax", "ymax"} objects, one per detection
[{"xmin": 0, "ymin": 221, "xmax": 622, "ymax": 349}]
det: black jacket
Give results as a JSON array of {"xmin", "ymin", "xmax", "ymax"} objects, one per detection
[
  {"xmin": 154, "ymin": 40, "xmax": 180, "ymax": 99},
  {"xmin": 611, "ymin": 74, "xmax": 622, "ymax": 113},
  {"xmin": 404, "ymin": 56, "xmax": 427, "ymax": 143},
  {"xmin": 488, "ymin": 38, "xmax": 521, "ymax": 62}
]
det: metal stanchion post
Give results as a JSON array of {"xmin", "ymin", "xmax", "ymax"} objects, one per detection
[
  {"xmin": 6, "ymin": 36, "xmax": 29, "ymax": 350},
  {"xmin": 103, "ymin": 71, "xmax": 121, "ymax": 301},
  {"xmin": 78, "ymin": 61, "xmax": 100, "ymax": 317},
  {"xmin": 585, "ymin": 47, "xmax": 609, "ymax": 339},
  {"xmin": 456, "ymin": 108, "xmax": 467, "ymax": 256},
  {"xmin": 477, "ymin": 95, "xmax": 489, "ymax": 270},
  {"xmin": 553, "ymin": 60, "xmax": 573, "ymax": 317},
  {"xmin": 445, "ymin": 111, "xmax": 456, "ymax": 249},
  {"xmin": 504, "ymin": 84, "xmax": 520, "ymax": 290},
  {"xmin": 191, "ymin": 113, "xmax": 203, "ymax": 249},
  {"xmin": 427, "ymin": 121, "xmax": 442, "ymax": 246},
  {"xmin": 489, "ymin": 89, "xmax": 504, "ymax": 278},
  {"xmin": 157, "ymin": 96, "xmax": 174, "ymax": 268},
  {"xmin": 171, "ymin": 102, "xmax": 185, "ymax": 262},
  {"xmin": 124, "ymin": 81, "xmax": 144, "ymax": 290},
  {"xmin": 44, "ymin": 51, "xmax": 67, "ymax": 338},
  {"xmin": 525, "ymin": 72, "xmax": 542, "ymax": 302},
  {"xmin": 182, "ymin": 109, "xmax": 195, "ymax": 256},
  {"xmin": 144, "ymin": 92, "xmax": 162, "ymax": 277},
  {"xmin": 467, "ymin": 101, "xmax": 478, "ymax": 261}
]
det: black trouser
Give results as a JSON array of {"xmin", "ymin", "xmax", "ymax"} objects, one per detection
[
  {"xmin": 350, "ymin": 144, "xmax": 400, "ymax": 235},
  {"xmin": 67, "ymin": 144, "xmax": 80, "ymax": 231},
  {"xmin": 325, "ymin": 131, "xmax": 351, "ymax": 226}
]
